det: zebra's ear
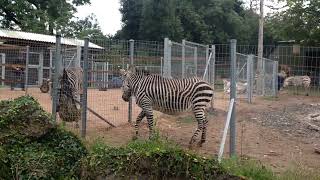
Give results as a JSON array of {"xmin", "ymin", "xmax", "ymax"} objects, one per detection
[
  {"xmin": 120, "ymin": 69, "xmax": 126, "ymax": 75},
  {"xmin": 128, "ymin": 65, "xmax": 136, "ymax": 73}
]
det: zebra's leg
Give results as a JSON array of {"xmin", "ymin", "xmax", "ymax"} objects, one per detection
[
  {"xmin": 145, "ymin": 110, "xmax": 155, "ymax": 140},
  {"xmin": 133, "ymin": 111, "xmax": 146, "ymax": 140},
  {"xmin": 138, "ymin": 98, "xmax": 154, "ymax": 140},
  {"xmin": 189, "ymin": 106, "xmax": 205, "ymax": 146},
  {"xmin": 198, "ymin": 117, "xmax": 208, "ymax": 147}
]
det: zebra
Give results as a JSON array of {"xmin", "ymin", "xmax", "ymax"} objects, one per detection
[
  {"xmin": 223, "ymin": 79, "xmax": 247, "ymax": 94},
  {"xmin": 58, "ymin": 68, "xmax": 83, "ymax": 124},
  {"xmin": 277, "ymin": 70, "xmax": 288, "ymax": 91},
  {"xmin": 283, "ymin": 75, "xmax": 311, "ymax": 96},
  {"xmin": 120, "ymin": 66, "xmax": 214, "ymax": 147}
]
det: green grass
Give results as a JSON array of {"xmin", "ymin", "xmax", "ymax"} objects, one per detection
[
  {"xmin": 177, "ymin": 115, "xmax": 194, "ymax": 124},
  {"xmin": 277, "ymin": 164, "xmax": 320, "ymax": 180},
  {"xmin": 221, "ymin": 157, "xmax": 275, "ymax": 180}
]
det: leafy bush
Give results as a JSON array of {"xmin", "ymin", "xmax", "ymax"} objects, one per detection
[
  {"xmin": 0, "ymin": 96, "xmax": 54, "ymax": 145},
  {"xmin": 3, "ymin": 128, "xmax": 87, "ymax": 179},
  {"xmin": 0, "ymin": 96, "xmax": 87, "ymax": 179},
  {"xmin": 80, "ymin": 138, "xmax": 242, "ymax": 180}
]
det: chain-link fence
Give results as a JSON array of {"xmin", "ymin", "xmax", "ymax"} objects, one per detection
[{"xmin": 163, "ymin": 38, "xmax": 213, "ymax": 81}]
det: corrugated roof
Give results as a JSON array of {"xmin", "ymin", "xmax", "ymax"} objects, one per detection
[{"xmin": 0, "ymin": 29, "xmax": 103, "ymax": 49}]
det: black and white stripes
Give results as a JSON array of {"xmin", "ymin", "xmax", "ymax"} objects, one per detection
[{"xmin": 120, "ymin": 66, "xmax": 214, "ymax": 146}]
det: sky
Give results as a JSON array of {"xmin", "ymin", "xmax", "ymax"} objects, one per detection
[
  {"xmin": 75, "ymin": 0, "xmax": 286, "ymax": 36},
  {"xmin": 75, "ymin": 0, "xmax": 122, "ymax": 36}
]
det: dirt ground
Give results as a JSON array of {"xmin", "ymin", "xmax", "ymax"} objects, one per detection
[{"xmin": 1, "ymin": 87, "xmax": 320, "ymax": 172}]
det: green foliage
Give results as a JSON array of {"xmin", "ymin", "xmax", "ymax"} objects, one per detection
[
  {"xmin": 265, "ymin": 0, "xmax": 320, "ymax": 45},
  {"xmin": 62, "ymin": 13, "xmax": 107, "ymax": 39},
  {"xmin": 221, "ymin": 157, "xmax": 275, "ymax": 180},
  {"xmin": 0, "ymin": 96, "xmax": 54, "ymax": 145},
  {"xmin": 80, "ymin": 137, "xmax": 240, "ymax": 179},
  {"xmin": 0, "ymin": 147, "xmax": 11, "ymax": 180},
  {"xmin": 3, "ymin": 128, "xmax": 87, "ymax": 179},
  {"xmin": 0, "ymin": 96, "xmax": 87, "ymax": 179},
  {"xmin": 118, "ymin": 0, "xmax": 261, "ymax": 44},
  {"xmin": 0, "ymin": 0, "xmax": 90, "ymax": 35}
]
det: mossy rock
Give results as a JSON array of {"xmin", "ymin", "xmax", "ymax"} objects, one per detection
[{"xmin": 0, "ymin": 96, "xmax": 54, "ymax": 145}]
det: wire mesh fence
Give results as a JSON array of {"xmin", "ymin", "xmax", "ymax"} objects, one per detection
[{"xmin": 0, "ymin": 40, "xmax": 55, "ymax": 113}]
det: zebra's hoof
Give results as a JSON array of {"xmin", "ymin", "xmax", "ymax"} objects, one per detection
[{"xmin": 197, "ymin": 141, "xmax": 205, "ymax": 147}]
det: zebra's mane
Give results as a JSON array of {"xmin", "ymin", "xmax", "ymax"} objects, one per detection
[{"xmin": 134, "ymin": 68, "xmax": 150, "ymax": 76}]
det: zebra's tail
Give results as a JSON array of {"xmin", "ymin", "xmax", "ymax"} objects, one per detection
[{"xmin": 206, "ymin": 84, "xmax": 215, "ymax": 112}]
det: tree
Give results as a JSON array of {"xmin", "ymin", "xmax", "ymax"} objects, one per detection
[
  {"xmin": 62, "ymin": 14, "xmax": 107, "ymax": 39},
  {"xmin": 139, "ymin": 0, "xmax": 183, "ymax": 41},
  {"xmin": 0, "ymin": 0, "xmax": 90, "ymax": 35},
  {"xmin": 119, "ymin": 0, "xmax": 144, "ymax": 39},
  {"xmin": 117, "ymin": 0, "xmax": 261, "ymax": 44},
  {"xmin": 265, "ymin": 0, "xmax": 320, "ymax": 45}
]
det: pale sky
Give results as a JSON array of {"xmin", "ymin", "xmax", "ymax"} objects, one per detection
[
  {"xmin": 75, "ymin": 0, "xmax": 122, "ymax": 35},
  {"xmin": 75, "ymin": 0, "xmax": 285, "ymax": 36}
]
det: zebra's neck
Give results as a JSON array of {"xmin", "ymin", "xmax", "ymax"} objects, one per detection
[{"xmin": 128, "ymin": 73, "xmax": 145, "ymax": 96}]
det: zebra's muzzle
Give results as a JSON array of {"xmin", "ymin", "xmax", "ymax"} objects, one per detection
[{"xmin": 122, "ymin": 93, "xmax": 130, "ymax": 102}]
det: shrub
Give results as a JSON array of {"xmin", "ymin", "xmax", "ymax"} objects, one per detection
[
  {"xmin": 4, "ymin": 128, "xmax": 87, "ymax": 179},
  {"xmin": 0, "ymin": 96, "xmax": 54, "ymax": 145},
  {"xmin": 80, "ymin": 138, "xmax": 242, "ymax": 180},
  {"xmin": 0, "ymin": 96, "xmax": 87, "ymax": 179}
]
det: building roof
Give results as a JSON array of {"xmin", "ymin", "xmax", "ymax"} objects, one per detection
[{"xmin": 0, "ymin": 29, "xmax": 103, "ymax": 49}]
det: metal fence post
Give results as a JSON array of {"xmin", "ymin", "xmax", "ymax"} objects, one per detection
[
  {"xmin": 211, "ymin": 45, "xmax": 216, "ymax": 85},
  {"xmin": 163, "ymin": 38, "xmax": 171, "ymax": 78},
  {"xmin": 106, "ymin": 62, "xmax": 109, "ymax": 89},
  {"xmin": 247, "ymin": 54, "xmax": 253, "ymax": 103},
  {"xmin": 273, "ymin": 61, "xmax": 278, "ymax": 97},
  {"xmin": 81, "ymin": 37, "xmax": 89, "ymax": 138},
  {"xmin": 1, "ymin": 54, "xmax": 5, "ymax": 86},
  {"xmin": 262, "ymin": 58, "xmax": 266, "ymax": 96},
  {"xmin": 205, "ymin": 45, "xmax": 210, "ymax": 81},
  {"xmin": 194, "ymin": 47, "xmax": 198, "ymax": 77},
  {"xmin": 230, "ymin": 39, "xmax": 237, "ymax": 157},
  {"xmin": 128, "ymin": 39, "xmax": 134, "ymax": 124},
  {"xmin": 51, "ymin": 35, "xmax": 61, "ymax": 121},
  {"xmin": 24, "ymin": 46, "xmax": 30, "ymax": 94},
  {"xmin": 182, "ymin": 39, "xmax": 186, "ymax": 78},
  {"xmin": 160, "ymin": 57, "xmax": 163, "ymax": 76}
]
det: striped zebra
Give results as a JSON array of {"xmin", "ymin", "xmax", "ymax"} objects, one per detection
[
  {"xmin": 60, "ymin": 68, "xmax": 83, "ymax": 99},
  {"xmin": 283, "ymin": 75, "xmax": 311, "ymax": 96},
  {"xmin": 58, "ymin": 68, "xmax": 83, "ymax": 123},
  {"xmin": 223, "ymin": 79, "xmax": 247, "ymax": 94},
  {"xmin": 120, "ymin": 66, "xmax": 214, "ymax": 147}
]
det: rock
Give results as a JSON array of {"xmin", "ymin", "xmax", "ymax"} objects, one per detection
[
  {"xmin": 310, "ymin": 114, "xmax": 320, "ymax": 118},
  {"xmin": 307, "ymin": 123, "xmax": 320, "ymax": 132},
  {"xmin": 265, "ymin": 150, "xmax": 279, "ymax": 156},
  {"xmin": 314, "ymin": 148, "xmax": 320, "ymax": 154}
]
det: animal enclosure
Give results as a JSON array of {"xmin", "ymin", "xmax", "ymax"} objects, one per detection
[{"xmin": 1, "ymin": 30, "xmax": 320, "ymax": 171}]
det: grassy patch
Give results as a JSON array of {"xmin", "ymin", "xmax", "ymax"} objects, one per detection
[
  {"xmin": 80, "ymin": 136, "xmax": 241, "ymax": 180},
  {"xmin": 221, "ymin": 157, "xmax": 275, "ymax": 180},
  {"xmin": 177, "ymin": 115, "xmax": 194, "ymax": 124},
  {"xmin": 277, "ymin": 164, "xmax": 320, "ymax": 180}
]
